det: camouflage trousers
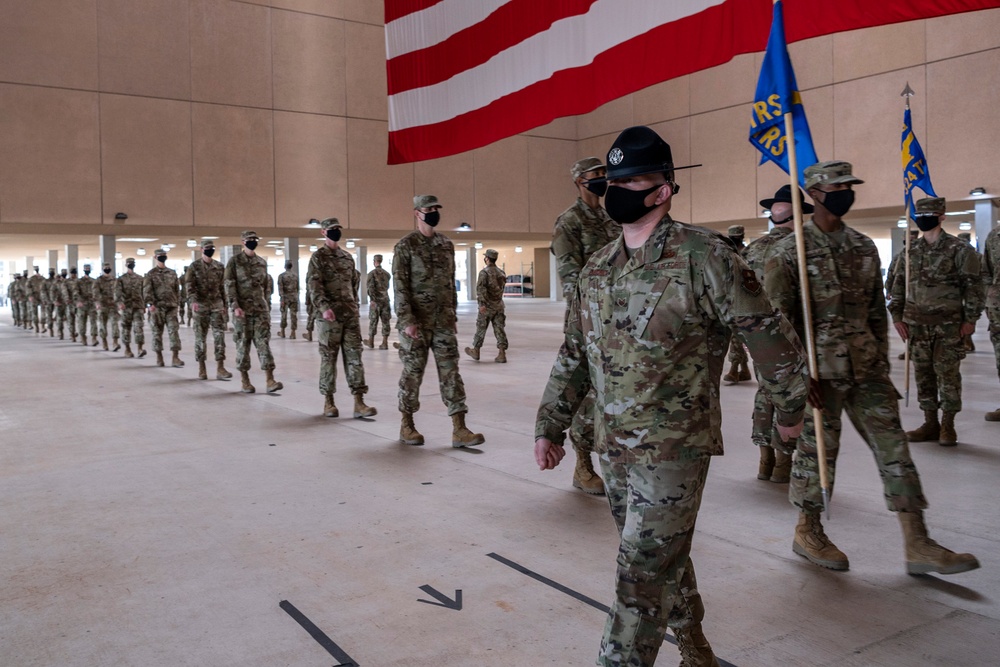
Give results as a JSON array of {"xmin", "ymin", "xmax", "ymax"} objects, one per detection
[
  {"xmin": 150, "ymin": 306, "xmax": 181, "ymax": 352},
  {"xmin": 20, "ymin": 301, "xmax": 32, "ymax": 327},
  {"xmin": 233, "ymin": 312, "xmax": 275, "ymax": 372},
  {"xmin": 306, "ymin": 304, "xmax": 316, "ymax": 333},
  {"xmin": 76, "ymin": 305, "xmax": 97, "ymax": 338},
  {"xmin": 751, "ymin": 367, "xmax": 795, "ymax": 453},
  {"xmin": 569, "ymin": 388, "xmax": 597, "ymax": 457},
  {"xmin": 318, "ymin": 317, "xmax": 368, "ymax": 396},
  {"xmin": 10, "ymin": 301, "xmax": 20, "ymax": 325},
  {"xmin": 96, "ymin": 307, "xmax": 119, "ymax": 341},
  {"xmin": 369, "ymin": 299, "xmax": 391, "ymax": 338},
  {"xmin": 396, "ymin": 326, "xmax": 468, "ymax": 415},
  {"xmin": 280, "ymin": 299, "xmax": 298, "ymax": 331},
  {"xmin": 193, "ymin": 308, "xmax": 227, "ymax": 362},
  {"xmin": 597, "ymin": 453, "xmax": 710, "ymax": 667},
  {"xmin": 53, "ymin": 305, "xmax": 67, "ymax": 337},
  {"xmin": 987, "ymin": 305, "xmax": 1000, "ymax": 382},
  {"xmin": 727, "ymin": 337, "xmax": 748, "ymax": 365},
  {"xmin": 790, "ymin": 378, "xmax": 927, "ymax": 515},
  {"xmin": 471, "ymin": 306, "xmax": 508, "ymax": 349},
  {"xmin": 30, "ymin": 301, "xmax": 41, "ymax": 329},
  {"xmin": 44, "ymin": 303, "xmax": 54, "ymax": 330},
  {"xmin": 119, "ymin": 307, "xmax": 145, "ymax": 347},
  {"xmin": 908, "ymin": 322, "xmax": 964, "ymax": 413}
]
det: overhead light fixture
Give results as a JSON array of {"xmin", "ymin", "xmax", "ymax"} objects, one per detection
[
  {"xmin": 958, "ymin": 222, "xmax": 972, "ymax": 231},
  {"xmin": 474, "ymin": 242, "xmax": 483, "ymax": 249},
  {"xmin": 345, "ymin": 240, "xmax": 356, "ymax": 249},
  {"xmin": 309, "ymin": 245, "xmax": 318, "ymax": 252},
  {"xmin": 306, "ymin": 218, "xmax": 321, "ymax": 227},
  {"xmin": 114, "ymin": 212, "xmax": 128, "ymax": 221},
  {"xmin": 970, "ymin": 187, "xmax": 986, "ymax": 196},
  {"xmin": 760, "ymin": 209, "xmax": 772, "ymax": 218},
  {"xmin": 897, "ymin": 219, "xmax": 908, "ymax": 228},
  {"xmin": 945, "ymin": 210, "xmax": 976, "ymax": 216},
  {"xmin": 201, "ymin": 236, "xmax": 219, "ymax": 240},
  {"xmin": 114, "ymin": 252, "xmax": 123, "ymax": 260},
  {"xmin": 136, "ymin": 247, "xmax": 146, "ymax": 256},
  {"xmin": 458, "ymin": 222, "xmax": 471, "ymax": 231},
  {"xmin": 118, "ymin": 237, "xmax": 158, "ymax": 243},
  {"xmin": 275, "ymin": 248, "xmax": 283, "ymax": 256},
  {"xmin": 186, "ymin": 239, "xmax": 197, "ymax": 248},
  {"xmin": 514, "ymin": 246, "xmax": 523, "ymax": 253}
]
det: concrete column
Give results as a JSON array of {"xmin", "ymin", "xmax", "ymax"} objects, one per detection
[
  {"xmin": 466, "ymin": 248, "xmax": 477, "ymax": 301},
  {"xmin": 99, "ymin": 235, "xmax": 116, "ymax": 271},
  {"xmin": 221, "ymin": 245, "xmax": 241, "ymax": 266},
  {"xmin": 974, "ymin": 198, "xmax": 999, "ymax": 253},
  {"xmin": 890, "ymin": 225, "xmax": 907, "ymax": 258},
  {"xmin": 65, "ymin": 245, "xmax": 79, "ymax": 272},
  {"xmin": 356, "ymin": 245, "xmax": 368, "ymax": 304},
  {"xmin": 47, "ymin": 250, "xmax": 58, "ymax": 271},
  {"xmin": 283, "ymin": 237, "xmax": 299, "ymax": 270},
  {"xmin": 549, "ymin": 251, "xmax": 559, "ymax": 302},
  {"xmin": 24, "ymin": 256, "xmax": 34, "ymax": 275}
]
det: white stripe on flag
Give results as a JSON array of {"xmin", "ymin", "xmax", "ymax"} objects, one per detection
[
  {"xmin": 386, "ymin": 0, "xmax": 511, "ymax": 59},
  {"xmin": 388, "ymin": 0, "xmax": 725, "ymax": 132}
]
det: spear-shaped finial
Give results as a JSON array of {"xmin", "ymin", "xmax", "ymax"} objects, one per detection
[{"xmin": 901, "ymin": 82, "xmax": 915, "ymax": 109}]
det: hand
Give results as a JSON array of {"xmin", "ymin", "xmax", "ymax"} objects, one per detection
[
  {"xmin": 807, "ymin": 377, "xmax": 824, "ymax": 412},
  {"xmin": 959, "ymin": 322, "xmax": 975, "ymax": 337},
  {"xmin": 95, "ymin": 304, "xmax": 101, "ymax": 311},
  {"xmin": 77, "ymin": 302, "xmax": 84, "ymax": 308},
  {"xmin": 534, "ymin": 437, "xmax": 566, "ymax": 470},
  {"xmin": 479, "ymin": 306, "xmax": 486, "ymax": 314},
  {"xmin": 323, "ymin": 309, "xmax": 335, "ymax": 322},
  {"xmin": 192, "ymin": 303, "xmax": 200, "ymax": 313},
  {"xmin": 777, "ymin": 420, "xmax": 804, "ymax": 442},
  {"xmin": 404, "ymin": 324, "xmax": 420, "ymax": 339},
  {"xmin": 894, "ymin": 321, "xmax": 909, "ymax": 342},
  {"xmin": 148, "ymin": 305, "xmax": 157, "ymax": 313},
  {"xmin": 118, "ymin": 304, "xmax": 125, "ymax": 311},
  {"xmin": 234, "ymin": 307, "xmax": 244, "ymax": 318}
]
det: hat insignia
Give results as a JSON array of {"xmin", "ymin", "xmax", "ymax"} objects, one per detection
[{"xmin": 608, "ymin": 148, "xmax": 624, "ymax": 166}]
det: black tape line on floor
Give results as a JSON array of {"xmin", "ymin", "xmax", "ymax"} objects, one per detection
[
  {"xmin": 486, "ymin": 553, "xmax": 738, "ymax": 667},
  {"xmin": 279, "ymin": 599, "xmax": 359, "ymax": 667}
]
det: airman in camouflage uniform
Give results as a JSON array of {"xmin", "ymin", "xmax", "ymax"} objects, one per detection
[
  {"xmin": 394, "ymin": 195, "xmax": 484, "ymax": 448},
  {"xmin": 745, "ymin": 185, "xmax": 812, "ymax": 484},
  {"xmin": 75, "ymin": 264, "xmax": 98, "ymax": 346},
  {"xmin": 186, "ymin": 240, "xmax": 232, "ymax": 381},
  {"xmin": 765, "ymin": 160, "xmax": 979, "ymax": 577},
  {"xmin": 307, "ymin": 218, "xmax": 376, "ymax": 419},
  {"xmin": 27, "ymin": 266, "xmax": 46, "ymax": 333},
  {"xmin": 536, "ymin": 127, "xmax": 807, "ymax": 667},
  {"xmin": 9, "ymin": 275, "xmax": 23, "ymax": 327},
  {"xmin": 885, "ymin": 229, "xmax": 919, "ymax": 360},
  {"xmin": 958, "ymin": 232, "xmax": 978, "ymax": 353},
  {"xmin": 63, "ymin": 267, "xmax": 79, "ymax": 341},
  {"xmin": 364, "ymin": 254, "xmax": 392, "ymax": 349},
  {"xmin": 53, "ymin": 269, "xmax": 69, "ymax": 338},
  {"xmin": 723, "ymin": 226, "xmax": 753, "ymax": 384},
  {"xmin": 143, "ymin": 250, "xmax": 184, "ymax": 368},
  {"xmin": 277, "ymin": 261, "xmax": 299, "ymax": 339},
  {"xmin": 41, "ymin": 268, "xmax": 57, "ymax": 336},
  {"xmin": 465, "ymin": 248, "xmax": 508, "ymax": 363},
  {"xmin": 225, "ymin": 231, "xmax": 283, "ymax": 394},
  {"xmin": 94, "ymin": 262, "xmax": 121, "ymax": 351},
  {"xmin": 983, "ymin": 225, "xmax": 1000, "ymax": 421},
  {"xmin": 889, "ymin": 197, "xmax": 984, "ymax": 446},
  {"xmin": 552, "ymin": 156, "xmax": 621, "ymax": 495},
  {"xmin": 115, "ymin": 258, "xmax": 146, "ymax": 358}
]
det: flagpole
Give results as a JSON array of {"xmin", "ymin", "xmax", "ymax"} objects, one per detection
[
  {"xmin": 901, "ymin": 83, "xmax": 914, "ymax": 407},
  {"xmin": 783, "ymin": 109, "xmax": 831, "ymax": 519}
]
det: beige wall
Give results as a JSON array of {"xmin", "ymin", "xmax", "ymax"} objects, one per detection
[{"xmin": 2, "ymin": 1, "xmax": 999, "ymax": 253}]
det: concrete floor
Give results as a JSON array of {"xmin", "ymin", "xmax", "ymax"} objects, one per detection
[{"xmin": 1, "ymin": 300, "xmax": 998, "ymax": 667}]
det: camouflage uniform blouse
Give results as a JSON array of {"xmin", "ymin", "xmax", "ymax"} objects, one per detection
[
  {"xmin": 393, "ymin": 231, "xmax": 457, "ymax": 330},
  {"xmin": 186, "ymin": 259, "xmax": 227, "ymax": 311},
  {"xmin": 367, "ymin": 266, "xmax": 391, "ymax": 303},
  {"xmin": 476, "ymin": 264, "xmax": 506, "ymax": 311},
  {"xmin": 143, "ymin": 266, "xmax": 180, "ymax": 308},
  {"xmin": 887, "ymin": 231, "xmax": 983, "ymax": 326},
  {"xmin": 551, "ymin": 198, "xmax": 620, "ymax": 299},
  {"xmin": 537, "ymin": 216, "xmax": 807, "ymax": 462},
  {"xmin": 224, "ymin": 252, "xmax": 270, "ymax": 314},
  {"xmin": 307, "ymin": 245, "xmax": 360, "ymax": 321}
]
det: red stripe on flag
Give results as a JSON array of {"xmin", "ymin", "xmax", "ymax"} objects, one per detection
[
  {"xmin": 385, "ymin": 0, "xmax": 447, "ymax": 25},
  {"xmin": 387, "ymin": 0, "xmax": 599, "ymax": 95}
]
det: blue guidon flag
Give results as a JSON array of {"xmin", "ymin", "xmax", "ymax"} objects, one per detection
[
  {"xmin": 901, "ymin": 106, "xmax": 937, "ymax": 219},
  {"xmin": 748, "ymin": 0, "xmax": 818, "ymax": 188}
]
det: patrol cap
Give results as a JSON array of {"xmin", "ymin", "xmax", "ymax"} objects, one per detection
[
  {"xmin": 728, "ymin": 225, "xmax": 745, "ymax": 237},
  {"xmin": 373, "ymin": 254, "xmax": 383, "ymax": 262},
  {"xmin": 69, "ymin": 267, "xmax": 78, "ymax": 274},
  {"xmin": 803, "ymin": 160, "xmax": 864, "ymax": 190},
  {"xmin": 320, "ymin": 217, "xmax": 342, "ymax": 230},
  {"xmin": 571, "ymin": 157, "xmax": 604, "ymax": 179},
  {"xmin": 915, "ymin": 196, "xmax": 946, "ymax": 215},
  {"xmin": 126, "ymin": 257, "xmax": 136, "ymax": 263},
  {"xmin": 155, "ymin": 247, "xmax": 168, "ymax": 255},
  {"xmin": 760, "ymin": 184, "xmax": 814, "ymax": 214},
  {"xmin": 484, "ymin": 248, "xmax": 499, "ymax": 260},
  {"xmin": 604, "ymin": 126, "xmax": 701, "ymax": 180},
  {"xmin": 102, "ymin": 262, "xmax": 111, "ymax": 268},
  {"xmin": 33, "ymin": 265, "xmax": 39, "ymax": 271},
  {"xmin": 200, "ymin": 239, "xmax": 215, "ymax": 248},
  {"xmin": 83, "ymin": 263, "xmax": 91, "ymax": 269},
  {"xmin": 413, "ymin": 194, "xmax": 442, "ymax": 210},
  {"xmin": 241, "ymin": 230, "xmax": 260, "ymax": 241}
]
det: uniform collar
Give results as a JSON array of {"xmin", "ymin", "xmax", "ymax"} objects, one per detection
[{"xmin": 607, "ymin": 215, "xmax": 673, "ymax": 269}]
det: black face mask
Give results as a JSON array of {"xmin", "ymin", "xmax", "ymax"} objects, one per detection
[
  {"xmin": 125, "ymin": 263, "xmax": 135, "ymax": 270},
  {"xmin": 70, "ymin": 271, "xmax": 77, "ymax": 276},
  {"xmin": 204, "ymin": 248, "xmax": 215, "ymax": 257},
  {"xmin": 819, "ymin": 189, "xmax": 855, "ymax": 217},
  {"xmin": 326, "ymin": 228, "xmax": 342, "ymax": 242},
  {"xmin": 285, "ymin": 263, "xmax": 293, "ymax": 270},
  {"xmin": 156, "ymin": 255, "xmax": 167, "ymax": 263},
  {"xmin": 49, "ymin": 271, "xmax": 56, "ymax": 277},
  {"xmin": 771, "ymin": 215, "xmax": 794, "ymax": 225},
  {"xmin": 584, "ymin": 178, "xmax": 608, "ymax": 197},
  {"xmin": 60, "ymin": 271, "xmax": 67, "ymax": 277},
  {"xmin": 914, "ymin": 214, "xmax": 940, "ymax": 232},
  {"xmin": 84, "ymin": 270, "xmax": 91, "ymax": 276},
  {"xmin": 605, "ymin": 184, "xmax": 662, "ymax": 225},
  {"xmin": 103, "ymin": 268, "xmax": 111, "ymax": 274},
  {"xmin": 422, "ymin": 210, "xmax": 440, "ymax": 227},
  {"xmin": 245, "ymin": 240, "xmax": 258, "ymax": 251}
]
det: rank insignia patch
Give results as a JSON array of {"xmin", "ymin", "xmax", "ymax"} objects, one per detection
[{"xmin": 741, "ymin": 269, "xmax": 762, "ymax": 296}]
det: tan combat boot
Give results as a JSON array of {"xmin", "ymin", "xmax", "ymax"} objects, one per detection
[
  {"xmin": 400, "ymin": 412, "xmax": 424, "ymax": 446},
  {"xmin": 495, "ymin": 348, "xmax": 507, "ymax": 363},
  {"xmin": 464, "ymin": 346, "xmax": 480, "ymax": 361},
  {"xmin": 124, "ymin": 343, "xmax": 134, "ymax": 358},
  {"xmin": 379, "ymin": 335, "xmax": 389, "ymax": 350},
  {"xmin": 451, "ymin": 413, "xmax": 485, "ymax": 448},
  {"xmin": 240, "ymin": 371, "xmax": 256, "ymax": 394},
  {"xmin": 770, "ymin": 449, "xmax": 792, "ymax": 484},
  {"xmin": 939, "ymin": 411, "xmax": 957, "ymax": 447},
  {"xmin": 91, "ymin": 336, "xmax": 99, "ymax": 346},
  {"xmin": 572, "ymin": 450, "xmax": 605, "ymax": 495},
  {"xmin": 986, "ymin": 408, "xmax": 1000, "ymax": 422},
  {"xmin": 722, "ymin": 364, "xmax": 740, "ymax": 384},
  {"xmin": 79, "ymin": 334, "xmax": 86, "ymax": 345},
  {"xmin": 171, "ymin": 351, "xmax": 184, "ymax": 368},
  {"xmin": 137, "ymin": 345, "xmax": 147, "ymax": 358},
  {"xmin": 793, "ymin": 511, "xmax": 849, "ymax": 570},
  {"xmin": 289, "ymin": 327, "xmax": 296, "ymax": 340},
  {"xmin": 303, "ymin": 331, "xmax": 312, "ymax": 342},
  {"xmin": 101, "ymin": 337, "xmax": 109, "ymax": 351},
  {"xmin": 112, "ymin": 338, "xmax": 120, "ymax": 352},
  {"xmin": 364, "ymin": 335, "xmax": 374, "ymax": 348},
  {"xmin": 899, "ymin": 510, "xmax": 980, "ymax": 575},
  {"xmin": 156, "ymin": 351, "xmax": 165, "ymax": 367},
  {"xmin": 737, "ymin": 361, "xmax": 751, "ymax": 382},
  {"xmin": 757, "ymin": 447, "xmax": 775, "ymax": 480},
  {"xmin": 278, "ymin": 327, "xmax": 286, "ymax": 338},
  {"xmin": 49, "ymin": 327, "xmax": 54, "ymax": 338},
  {"xmin": 323, "ymin": 394, "xmax": 338, "ymax": 418},
  {"xmin": 216, "ymin": 360, "xmax": 232, "ymax": 380},
  {"xmin": 906, "ymin": 410, "xmax": 940, "ymax": 442},
  {"xmin": 265, "ymin": 369, "xmax": 283, "ymax": 393},
  {"xmin": 674, "ymin": 623, "xmax": 721, "ymax": 667},
  {"xmin": 353, "ymin": 393, "xmax": 377, "ymax": 418},
  {"xmin": 198, "ymin": 360, "xmax": 208, "ymax": 380}
]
